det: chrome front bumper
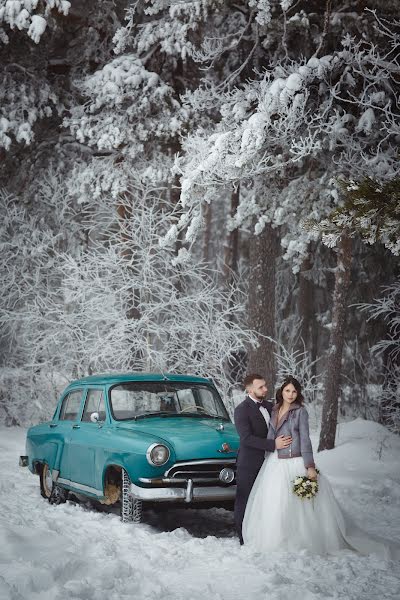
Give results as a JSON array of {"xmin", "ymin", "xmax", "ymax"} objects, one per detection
[{"xmin": 130, "ymin": 480, "xmax": 236, "ymax": 503}]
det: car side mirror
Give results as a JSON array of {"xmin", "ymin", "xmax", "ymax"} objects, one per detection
[{"xmin": 90, "ymin": 412, "xmax": 100, "ymax": 423}]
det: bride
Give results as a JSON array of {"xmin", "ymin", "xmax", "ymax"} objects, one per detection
[{"xmin": 242, "ymin": 376, "xmax": 400, "ymax": 559}]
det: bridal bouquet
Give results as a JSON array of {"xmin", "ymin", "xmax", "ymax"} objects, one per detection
[{"xmin": 293, "ymin": 475, "xmax": 319, "ymax": 499}]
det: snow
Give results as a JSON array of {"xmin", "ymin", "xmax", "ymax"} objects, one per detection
[
  {"xmin": 27, "ymin": 15, "xmax": 46, "ymax": 44},
  {"xmin": 356, "ymin": 108, "xmax": 376, "ymax": 134},
  {"xmin": 15, "ymin": 8, "xmax": 30, "ymax": 31},
  {"xmin": 280, "ymin": 0, "xmax": 294, "ymax": 11},
  {"xmin": 285, "ymin": 73, "xmax": 303, "ymax": 92},
  {"xmin": 1, "ymin": 419, "xmax": 400, "ymax": 599}
]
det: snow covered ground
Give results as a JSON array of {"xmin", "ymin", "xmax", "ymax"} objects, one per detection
[{"xmin": 1, "ymin": 419, "xmax": 400, "ymax": 600}]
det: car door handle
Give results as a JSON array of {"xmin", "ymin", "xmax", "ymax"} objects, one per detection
[
  {"xmin": 49, "ymin": 424, "xmax": 58, "ymax": 428},
  {"xmin": 72, "ymin": 425, "xmax": 80, "ymax": 429}
]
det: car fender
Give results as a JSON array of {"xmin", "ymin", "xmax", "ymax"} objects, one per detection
[
  {"xmin": 101, "ymin": 429, "xmax": 176, "ymax": 487},
  {"xmin": 26, "ymin": 425, "xmax": 65, "ymax": 476}
]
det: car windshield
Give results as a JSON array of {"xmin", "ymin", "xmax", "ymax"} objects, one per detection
[{"xmin": 109, "ymin": 382, "xmax": 230, "ymax": 421}]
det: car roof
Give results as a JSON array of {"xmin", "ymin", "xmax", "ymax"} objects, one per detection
[{"xmin": 67, "ymin": 372, "xmax": 213, "ymax": 387}]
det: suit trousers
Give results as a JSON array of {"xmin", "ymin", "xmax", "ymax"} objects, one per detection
[{"xmin": 234, "ymin": 459, "xmax": 263, "ymax": 543}]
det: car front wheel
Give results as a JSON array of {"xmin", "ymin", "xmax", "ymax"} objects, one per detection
[{"xmin": 121, "ymin": 469, "xmax": 142, "ymax": 523}]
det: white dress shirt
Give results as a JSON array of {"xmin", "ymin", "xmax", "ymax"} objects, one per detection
[{"xmin": 249, "ymin": 395, "xmax": 270, "ymax": 426}]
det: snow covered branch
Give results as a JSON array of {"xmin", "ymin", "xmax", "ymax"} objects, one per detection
[
  {"xmin": 174, "ymin": 13, "xmax": 400, "ymax": 262},
  {"xmin": 0, "ymin": 0, "xmax": 70, "ymax": 44},
  {"xmin": 317, "ymin": 177, "xmax": 400, "ymax": 255},
  {"xmin": 357, "ymin": 279, "xmax": 400, "ymax": 433},
  {"xmin": 65, "ymin": 54, "xmax": 186, "ymax": 167}
]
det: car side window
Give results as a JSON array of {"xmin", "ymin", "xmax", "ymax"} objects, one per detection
[
  {"xmin": 82, "ymin": 389, "xmax": 106, "ymax": 422},
  {"xmin": 59, "ymin": 390, "xmax": 83, "ymax": 421}
]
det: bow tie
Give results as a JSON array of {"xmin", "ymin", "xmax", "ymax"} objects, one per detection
[{"xmin": 256, "ymin": 400, "xmax": 268, "ymax": 409}]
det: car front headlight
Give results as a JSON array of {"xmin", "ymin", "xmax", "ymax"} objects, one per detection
[{"xmin": 146, "ymin": 443, "xmax": 170, "ymax": 466}]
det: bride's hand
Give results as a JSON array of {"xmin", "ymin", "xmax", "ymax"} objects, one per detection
[{"xmin": 307, "ymin": 467, "xmax": 318, "ymax": 480}]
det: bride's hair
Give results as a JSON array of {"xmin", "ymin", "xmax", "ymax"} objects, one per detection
[{"xmin": 275, "ymin": 376, "xmax": 304, "ymax": 406}]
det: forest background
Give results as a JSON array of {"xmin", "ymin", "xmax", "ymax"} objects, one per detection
[{"xmin": 0, "ymin": 0, "xmax": 399, "ymax": 452}]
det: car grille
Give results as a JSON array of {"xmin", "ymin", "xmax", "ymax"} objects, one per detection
[{"xmin": 165, "ymin": 459, "xmax": 236, "ymax": 485}]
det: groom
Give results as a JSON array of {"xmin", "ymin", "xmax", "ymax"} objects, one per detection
[{"xmin": 233, "ymin": 373, "xmax": 292, "ymax": 544}]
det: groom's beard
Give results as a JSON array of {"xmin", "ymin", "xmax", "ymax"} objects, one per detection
[{"xmin": 253, "ymin": 392, "xmax": 267, "ymax": 401}]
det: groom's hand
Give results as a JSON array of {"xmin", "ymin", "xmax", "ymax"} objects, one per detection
[{"xmin": 275, "ymin": 435, "xmax": 292, "ymax": 449}]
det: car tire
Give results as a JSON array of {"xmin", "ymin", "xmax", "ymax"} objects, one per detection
[
  {"xmin": 40, "ymin": 463, "xmax": 54, "ymax": 500},
  {"xmin": 121, "ymin": 468, "xmax": 142, "ymax": 523},
  {"xmin": 49, "ymin": 484, "xmax": 69, "ymax": 505},
  {"xmin": 40, "ymin": 463, "xmax": 68, "ymax": 504}
]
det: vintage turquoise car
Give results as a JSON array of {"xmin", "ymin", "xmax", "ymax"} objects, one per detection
[{"xmin": 20, "ymin": 373, "xmax": 239, "ymax": 522}]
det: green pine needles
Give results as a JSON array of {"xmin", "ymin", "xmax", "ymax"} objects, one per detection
[{"xmin": 306, "ymin": 177, "xmax": 400, "ymax": 255}]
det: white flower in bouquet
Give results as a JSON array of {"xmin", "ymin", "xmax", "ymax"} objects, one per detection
[{"xmin": 293, "ymin": 472, "xmax": 319, "ymax": 499}]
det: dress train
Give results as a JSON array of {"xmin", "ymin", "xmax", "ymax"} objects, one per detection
[{"xmin": 242, "ymin": 452, "xmax": 399, "ymax": 559}]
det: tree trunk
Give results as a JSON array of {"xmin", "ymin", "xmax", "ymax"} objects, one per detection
[
  {"xmin": 223, "ymin": 185, "xmax": 240, "ymax": 282},
  {"xmin": 318, "ymin": 234, "xmax": 352, "ymax": 451},
  {"xmin": 297, "ymin": 253, "xmax": 313, "ymax": 352},
  {"xmin": 223, "ymin": 186, "xmax": 242, "ymax": 385},
  {"xmin": 247, "ymin": 223, "xmax": 279, "ymax": 389}
]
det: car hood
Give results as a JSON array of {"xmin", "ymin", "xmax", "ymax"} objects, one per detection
[{"xmin": 116, "ymin": 417, "xmax": 239, "ymax": 459}]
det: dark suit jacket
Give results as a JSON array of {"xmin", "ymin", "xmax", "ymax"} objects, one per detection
[{"xmin": 234, "ymin": 396, "xmax": 275, "ymax": 475}]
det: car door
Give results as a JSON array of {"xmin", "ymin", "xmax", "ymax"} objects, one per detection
[
  {"xmin": 56, "ymin": 388, "xmax": 85, "ymax": 482},
  {"xmin": 66, "ymin": 387, "xmax": 109, "ymax": 495}
]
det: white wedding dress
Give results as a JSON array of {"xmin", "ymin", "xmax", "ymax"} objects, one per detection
[{"xmin": 242, "ymin": 451, "xmax": 400, "ymax": 559}]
